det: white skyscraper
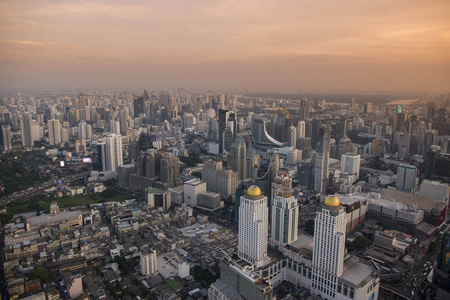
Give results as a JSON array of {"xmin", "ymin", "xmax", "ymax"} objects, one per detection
[
  {"xmin": 312, "ymin": 195, "xmax": 346, "ymax": 299},
  {"xmin": 270, "ymin": 173, "xmax": 298, "ymax": 249},
  {"xmin": 297, "ymin": 121, "xmax": 305, "ymax": 138},
  {"xmin": 288, "ymin": 124, "xmax": 296, "ymax": 148},
  {"xmin": 238, "ymin": 185, "xmax": 269, "ymax": 268},
  {"xmin": 396, "ymin": 164, "xmax": 418, "ymax": 193},
  {"xmin": 140, "ymin": 249, "xmax": 157, "ymax": 276},
  {"xmin": 110, "ymin": 120, "xmax": 120, "ymax": 134},
  {"xmin": 47, "ymin": 119, "xmax": 62, "ymax": 146},
  {"xmin": 2, "ymin": 125, "xmax": 12, "ymax": 151},
  {"xmin": 105, "ymin": 133, "xmax": 123, "ymax": 171},
  {"xmin": 341, "ymin": 153, "xmax": 361, "ymax": 184}
]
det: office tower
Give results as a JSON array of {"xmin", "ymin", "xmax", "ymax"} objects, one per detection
[
  {"xmin": 410, "ymin": 120, "xmax": 426, "ymax": 155},
  {"xmin": 217, "ymin": 168, "xmax": 239, "ymax": 200},
  {"xmin": 350, "ymin": 97, "xmax": 356, "ymax": 111},
  {"xmin": 364, "ymin": 102, "xmax": 372, "ymax": 113},
  {"xmin": 432, "ymin": 228, "xmax": 450, "ymax": 300},
  {"xmin": 396, "ymin": 164, "xmax": 418, "ymax": 193},
  {"xmin": 297, "ymin": 137, "xmax": 313, "ymax": 159},
  {"xmin": 119, "ymin": 108, "xmax": 128, "ymax": 135},
  {"xmin": 312, "ymin": 195, "xmax": 346, "ymax": 299},
  {"xmin": 394, "ymin": 131, "xmax": 410, "ymax": 160},
  {"xmin": 424, "ymin": 129, "xmax": 439, "ymax": 158},
  {"xmin": 2, "ymin": 125, "xmax": 12, "ymax": 151},
  {"xmin": 182, "ymin": 113, "xmax": 195, "ymax": 132},
  {"xmin": 274, "ymin": 109, "xmax": 290, "ymax": 143},
  {"xmin": 428, "ymin": 101, "xmax": 436, "ymax": 119},
  {"xmin": 338, "ymin": 136, "xmax": 352, "ymax": 159},
  {"xmin": 238, "ymin": 185, "xmax": 268, "ymax": 268},
  {"xmin": 311, "ymin": 118, "xmax": 322, "ymax": 150},
  {"xmin": 61, "ymin": 128, "xmax": 69, "ymax": 144},
  {"xmin": 270, "ymin": 172, "xmax": 298, "ymax": 249},
  {"xmin": 20, "ymin": 112, "xmax": 33, "ymax": 147},
  {"xmin": 246, "ymin": 144, "xmax": 260, "ymax": 180},
  {"xmin": 47, "ymin": 119, "xmax": 61, "ymax": 146},
  {"xmin": 437, "ymin": 107, "xmax": 447, "ymax": 122},
  {"xmin": 218, "ymin": 109, "xmax": 229, "ymax": 154},
  {"xmin": 109, "ymin": 120, "xmax": 120, "ymax": 134},
  {"xmin": 418, "ymin": 180, "xmax": 450, "ymax": 201},
  {"xmin": 78, "ymin": 93, "xmax": 86, "ymax": 120},
  {"xmin": 231, "ymin": 135, "xmax": 246, "ymax": 180},
  {"xmin": 371, "ymin": 138, "xmax": 383, "ymax": 157},
  {"xmin": 137, "ymin": 149, "xmax": 161, "ymax": 178},
  {"xmin": 425, "ymin": 146, "xmax": 441, "ymax": 180},
  {"xmin": 105, "ymin": 134, "xmax": 123, "ymax": 171},
  {"xmin": 314, "ymin": 125, "xmax": 330, "ymax": 195},
  {"xmin": 134, "ymin": 96, "xmax": 145, "ymax": 117},
  {"xmin": 160, "ymin": 153, "xmax": 180, "ymax": 187},
  {"xmin": 140, "ymin": 249, "xmax": 157, "ymax": 276},
  {"xmin": 202, "ymin": 160, "xmax": 223, "ymax": 192},
  {"xmin": 299, "ymin": 97, "xmax": 309, "ymax": 120},
  {"xmin": 288, "ymin": 124, "xmax": 296, "ymax": 148},
  {"xmin": 297, "ymin": 120, "xmax": 305, "ymax": 138},
  {"xmin": 184, "ymin": 179, "xmax": 207, "ymax": 207},
  {"xmin": 92, "ymin": 140, "xmax": 106, "ymax": 171},
  {"xmin": 397, "ymin": 112, "xmax": 407, "ymax": 132},
  {"xmin": 149, "ymin": 100, "xmax": 159, "ymax": 125},
  {"xmin": 341, "ymin": 153, "xmax": 361, "ymax": 184}
]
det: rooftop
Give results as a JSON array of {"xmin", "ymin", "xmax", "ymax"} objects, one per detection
[
  {"xmin": 379, "ymin": 188, "xmax": 446, "ymax": 211},
  {"xmin": 340, "ymin": 257, "xmax": 376, "ymax": 287}
]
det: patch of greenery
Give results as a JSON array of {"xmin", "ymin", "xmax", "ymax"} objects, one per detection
[
  {"xmin": 33, "ymin": 267, "xmax": 50, "ymax": 282},
  {"xmin": 347, "ymin": 235, "xmax": 369, "ymax": 252},
  {"xmin": 193, "ymin": 266, "xmax": 218, "ymax": 288},
  {"xmin": 180, "ymin": 154, "xmax": 202, "ymax": 167}
]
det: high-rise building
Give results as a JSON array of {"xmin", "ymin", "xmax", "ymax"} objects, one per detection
[
  {"xmin": 230, "ymin": 135, "xmax": 246, "ymax": 180},
  {"xmin": 184, "ymin": 179, "xmax": 207, "ymax": 207},
  {"xmin": 238, "ymin": 185, "xmax": 268, "ymax": 268},
  {"xmin": 273, "ymin": 109, "xmax": 290, "ymax": 143},
  {"xmin": 217, "ymin": 168, "xmax": 239, "ymax": 200},
  {"xmin": 432, "ymin": 227, "xmax": 450, "ymax": 300},
  {"xmin": 299, "ymin": 97, "xmax": 309, "ymax": 120},
  {"xmin": 314, "ymin": 125, "xmax": 330, "ymax": 195},
  {"xmin": 371, "ymin": 138, "xmax": 383, "ymax": 156},
  {"xmin": 202, "ymin": 160, "xmax": 223, "ymax": 192},
  {"xmin": 312, "ymin": 195, "xmax": 346, "ymax": 299},
  {"xmin": 269, "ymin": 173, "xmax": 298, "ymax": 249},
  {"xmin": 134, "ymin": 96, "xmax": 145, "ymax": 118},
  {"xmin": 425, "ymin": 145, "xmax": 442, "ymax": 180},
  {"xmin": 396, "ymin": 164, "xmax": 418, "ymax": 193},
  {"xmin": 428, "ymin": 101, "xmax": 436, "ymax": 119},
  {"xmin": 20, "ymin": 112, "xmax": 33, "ymax": 147},
  {"xmin": 364, "ymin": 102, "xmax": 372, "ymax": 113},
  {"xmin": 119, "ymin": 107, "xmax": 128, "ymax": 135},
  {"xmin": 182, "ymin": 113, "xmax": 195, "ymax": 132},
  {"xmin": 424, "ymin": 129, "xmax": 439, "ymax": 158},
  {"xmin": 78, "ymin": 93, "xmax": 86, "ymax": 120},
  {"xmin": 218, "ymin": 109, "xmax": 229, "ymax": 154},
  {"xmin": 341, "ymin": 153, "xmax": 361, "ymax": 184},
  {"xmin": 246, "ymin": 144, "xmax": 260, "ymax": 180},
  {"xmin": 297, "ymin": 120, "xmax": 305, "ymax": 138},
  {"xmin": 159, "ymin": 153, "xmax": 180, "ymax": 187},
  {"xmin": 2, "ymin": 125, "xmax": 12, "ymax": 151},
  {"xmin": 288, "ymin": 124, "xmax": 296, "ymax": 148},
  {"xmin": 105, "ymin": 134, "xmax": 123, "ymax": 171},
  {"xmin": 140, "ymin": 249, "xmax": 157, "ymax": 276},
  {"xmin": 350, "ymin": 97, "xmax": 356, "ymax": 111},
  {"xmin": 47, "ymin": 119, "xmax": 61, "ymax": 146}
]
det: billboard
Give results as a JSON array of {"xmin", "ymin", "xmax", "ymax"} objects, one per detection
[{"xmin": 82, "ymin": 158, "xmax": 92, "ymax": 164}]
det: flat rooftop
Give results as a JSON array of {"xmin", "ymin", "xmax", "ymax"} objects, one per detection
[
  {"xmin": 379, "ymin": 188, "xmax": 446, "ymax": 211},
  {"xmin": 26, "ymin": 210, "xmax": 81, "ymax": 225},
  {"xmin": 340, "ymin": 257, "xmax": 376, "ymax": 288}
]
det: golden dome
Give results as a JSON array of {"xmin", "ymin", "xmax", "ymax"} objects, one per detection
[
  {"xmin": 246, "ymin": 185, "xmax": 262, "ymax": 197},
  {"xmin": 324, "ymin": 195, "xmax": 340, "ymax": 207}
]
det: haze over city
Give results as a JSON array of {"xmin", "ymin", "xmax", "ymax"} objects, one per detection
[{"xmin": 1, "ymin": 0, "xmax": 450, "ymax": 92}]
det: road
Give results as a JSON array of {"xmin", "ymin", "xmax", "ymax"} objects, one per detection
[{"xmin": 0, "ymin": 171, "xmax": 90, "ymax": 206}]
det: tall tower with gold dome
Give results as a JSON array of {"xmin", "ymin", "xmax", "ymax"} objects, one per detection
[
  {"xmin": 238, "ymin": 185, "xmax": 269, "ymax": 268},
  {"xmin": 312, "ymin": 194, "xmax": 347, "ymax": 299}
]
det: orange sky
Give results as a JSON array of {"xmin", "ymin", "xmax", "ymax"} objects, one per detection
[{"xmin": 0, "ymin": 0, "xmax": 449, "ymax": 92}]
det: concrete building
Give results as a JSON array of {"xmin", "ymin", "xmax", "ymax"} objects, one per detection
[
  {"xmin": 168, "ymin": 185, "xmax": 184, "ymax": 205},
  {"xmin": 288, "ymin": 124, "xmax": 297, "ymax": 148},
  {"xmin": 147, "ymin": 188, "xmax": 172, "ymax": 212},
  {"xmin": 269, "ymin": 174, "xmax": 298, "ymax": 249},
  {"xmin": 47, "ymin": 119, "xmax": 61, "ymax": 146},
  {"xmin": 197, "ymin": 191, "xmax": 223, "ymax": 211},
  {"xmin": 238, "ymin": 186, "xmax": 269, "ymax": 268},
  {"xmin": 141, "ymin": 249, "xmax": 157, "ymax": 276},
  {"xmin": 178, "ymin": 261, "xmax": 190, "ymax": 279},
  {"xmin": 297, "ymin": 121, "xmax": 305, "ymax": 139},
  {"xmin": 2, "ymin": 125, "xmax": 12, "ymax": 151},
  {"xmin": 183, "ymin": 179, "xmax": 207, "ymax": 207},
  {"xmin": 105, "ymin": 133, "xmax": 123, "ymax": 171},
  {"xmin": 396, "ymin": 164, "xmax": 418, "ymax": 194},
  {"xmin": 230, "ymin": 135, "xmax": 246, "ymax": 180},
  {"xmin": 418, "ymin": 180, "xmax": 450, "ymax": 201},
  {"xmin": 217, "ymin": 168, "xmax": 239, "ymax": 200},
  {"xmin": 20, "ymin": 112, "xmax": 33, "ymax": 147},
  {"xmin": 159, "ymin": 153, "xmax": 181, "ymax": 188},
  {"xmin": 314, "ymin": 125, "xmax": 330, "ymax": 195},
  {"xmin": 341, "ymin": 153, "xmax": 361, "ymax": 184}
]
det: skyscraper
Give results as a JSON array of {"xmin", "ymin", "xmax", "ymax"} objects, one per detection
[
  {"xmin": 270, "ymin": 172, "xmax": 298, "ymax": 249},
  {"xmin": 288, "ymin": 124, "xmax": 296, "ymax": 148},
  {"xmin": 396, "ymin": 164, "xmax": 418, "ymax": 193},
  {"xmin": 341, "ymin": 153, "xmax": 361, "ymax": 184},
  {"xmin": 20, "ymin": 112, "xmax": 33, "ymax": 148},
  {"xmin": 312, "ymin": 195, "xmax": 346, "ymax": 299},
  {"xmin": 428, "ymin": 101, "xmax": 436, "ymax": 119},
  {"xmin": 238, "ymin": 185, "xmax": 268, "ymax": 268},
  {"xmin": 230, "ymin": 135, "xmax": 247, "ymax": 180},
  {"xmin": 47, "ymin": 119, "xmax": 62, "ymax": 146},
  {"xmin": 218, "ymin": 109, "xmax": 229, "ymax": 154},
  {"xmin": 299, "ymin": 97, "xmax": 309, "ymax": 120},
  {"xmin": 134, "ymin": 96, "xmax": 145, "ymax": 118},
  {"xmin": 159, "ymin": 153, "xmax": 180, "ymax": 187},
  {"xmin": 105, "ymin": 134, "xmax": 123, "ymax": 171},
  {"xmin": 314, "ymin": 125, "xmax": 330, "ymax": 195},
  {"xmin": 2, "ymin": 125, "xmax": 12, "ymax": 151},
  {"xmin": 140, "ymin": 249, "xmax": 157, "ymax": 276},
  {"xmin": 297, "ymin": 120, "xmax": 305, "ymax": 138}
]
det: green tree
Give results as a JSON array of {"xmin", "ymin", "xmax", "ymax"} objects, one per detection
[{"xmin": 33, "ymin": 267, "xmax": 50, "ymax": 282}]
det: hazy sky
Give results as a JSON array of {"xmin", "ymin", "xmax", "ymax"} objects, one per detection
[{"xmin": 1, "ymin": 0, "xmax": 449, "ymax": 92}]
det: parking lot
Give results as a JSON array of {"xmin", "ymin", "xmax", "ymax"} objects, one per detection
[{"xmin": 157, "ymin": 250, "xmax": 184, "ymax": 279}]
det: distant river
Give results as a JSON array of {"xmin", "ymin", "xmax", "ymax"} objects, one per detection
[{"xmin": 385, "ymin": 99, "xmax": 419, "ymax": 105}]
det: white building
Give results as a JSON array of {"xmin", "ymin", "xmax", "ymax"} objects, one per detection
[
  {"xmin": 270, "ymin": 175, "xmax": 298, "ymax": 249},
  {"xmin": 297, "ymin": 121, "xmax": 305, "ymax": 138},
  {"xmin": 183, "ymin": 179, "xmax": 207, "ymax": 207},
  {"xmin": 341, "ymin": 153, "xmax": 361, "ymax": 184},
  {"xmin": 396, "ymin": 164, "xmax": 418, "ymax": 193},
  {"xmin": 418, "ymin": 180, "xmax": 450, "ymax": 201},
  {"xmin": 288, "ymin": 124, "xmax": 296, "ymax": 148},
  {"xmin": 105, "ymin": 133, "xmax": 123, "ymax": 171},
  {"xmin": 140, "ymin": 250, "xmax": 157, "ymax": 276},
  {"xmin": 178, "ymin": 261, "xmax": 190, "ymax": 278},
  {"xmin": 2, "ymin": 125, "xmax": 12, "ymax": 151},
  {"xmin": 47, "ymin": 119, "xmax": 62, "ymax": 146},
  {"xmin": 238, "ymin": 186, "xmax": 269, "ymax": 268},
  {"xmin": 312, "ymin": 195, "xmax": 347, "ymax": 298},
  {"xmin": 314, "ymin": 152, "xmax": 329, "ymax": 195}
]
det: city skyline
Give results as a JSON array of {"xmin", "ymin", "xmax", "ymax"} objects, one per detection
[{"xmin": 1, "ymin": 0, "xmax": 449, "ymax": 92}]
